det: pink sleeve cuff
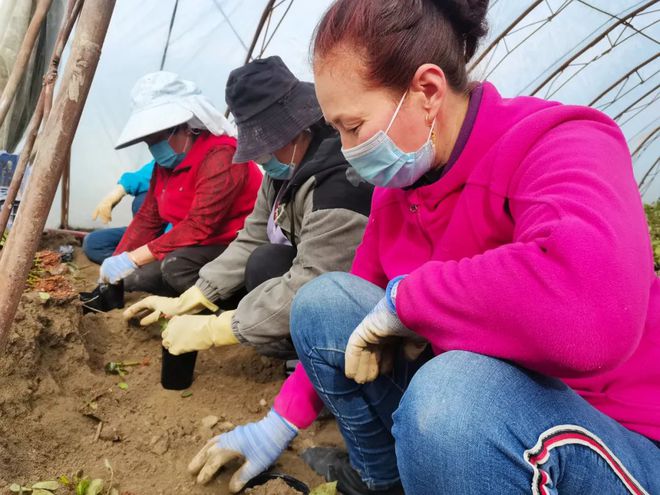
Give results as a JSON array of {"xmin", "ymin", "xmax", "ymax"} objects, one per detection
[{"xmin": 273, "ymin": 363, "xmax": 324, "ymax": 429}]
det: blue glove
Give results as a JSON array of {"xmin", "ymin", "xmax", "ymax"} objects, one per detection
[
  {"xmin": 188, "ymin": 408, "xmax": 297, "ymax": 492},
  {"xmin": 345, "ymin": 276, "xmax": 428, "ymax": 384},
  {"xmin": 99, "ymin": 252, "xmax": 137, "ymax": 284}
]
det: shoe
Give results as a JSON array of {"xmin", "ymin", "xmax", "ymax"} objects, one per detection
[
  {"xmin": 301, "ymin": 447, "xmax": 403, "ymax": 495},
  {"xmin": 79, "ymin": 282, "xmax": 124, "ymax": 314},
  {"xmin": 285, "ymin": 359, "xmax": 299, "ymax": 376}
]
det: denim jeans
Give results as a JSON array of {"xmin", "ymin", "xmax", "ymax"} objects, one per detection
[
  {"xmin": 82, "ymin": 192, "xmax": 148, "ymax": 264},
  {"xmin": 291, "ymin": 272, "xmax": 660, "ymax": 494},
  {"xmin": 83, "ymin": 227, "xmax": 127, "ymax": 264}
]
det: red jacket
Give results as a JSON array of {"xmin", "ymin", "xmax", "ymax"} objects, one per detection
[{"xmin": 115, "ymin": 133, "xmax": 262, "ymax": 260}]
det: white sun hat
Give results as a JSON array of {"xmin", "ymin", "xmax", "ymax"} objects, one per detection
[{"xmin": 115, "ymin": 71, "xmax": 236, "ymax": 150}]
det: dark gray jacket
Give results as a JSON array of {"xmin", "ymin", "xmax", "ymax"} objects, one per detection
[{"xmin": 196, "ymin": 125, "xmax": 373, "ymax": 356}]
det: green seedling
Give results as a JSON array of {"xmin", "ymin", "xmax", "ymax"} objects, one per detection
[
  {"xmin": 74, "ymin": 476, "xmax": 105, "ymax": 495},
  {"xmin": 103, "ymin": 361, "xmax": 140, "ymax": 377}
]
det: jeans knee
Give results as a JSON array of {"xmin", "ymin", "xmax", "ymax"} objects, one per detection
[
  {"xmin": 394, "ymin": 351, "xmax": 518, "ymax": 454},
  {"xmin": 292, "ymin": 272, "xmax": 378, "ymax": 357},
  {"xmin": 291, "ymin": 272, "xmax": 351, "ymax": 351}
]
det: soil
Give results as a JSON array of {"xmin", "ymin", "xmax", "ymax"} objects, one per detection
[
  {"xmin": 245, "ymin": 478, "xmax": 302, "ymax": 495},
  {"xmin": 0, "ymin": 233, "xmax": 341, "ymax": 494}
]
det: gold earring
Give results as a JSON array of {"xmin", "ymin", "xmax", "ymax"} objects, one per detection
[{"xmin": 425, "ymin": 114, "xmax": 432, "ymax": 126}]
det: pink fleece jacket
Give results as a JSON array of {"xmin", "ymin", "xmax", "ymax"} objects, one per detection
[{"xmin": 275, "ymin": 82, "xmax": 660, "ymax": 441}]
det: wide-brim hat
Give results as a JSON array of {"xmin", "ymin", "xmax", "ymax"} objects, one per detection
[
  {"xmin": 226, "ymin": 56, "xmax": 323, "ymax": 163},
  {"xmin": 115, "ymin": 71, "xmax": 200, "ymax": 150},
  {"xmin": 115, "ymin": 103, "xmax": 194, "ymax": 150}
]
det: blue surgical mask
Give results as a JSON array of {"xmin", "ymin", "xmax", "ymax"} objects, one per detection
[
  {"xmin": 149, "ymin": 135, "xmax": 187, "ymax": 169},
  {"xmin": 259, "ymin": 143, "xmax": 297, "ymax": 180},
  {"xmin": 341, "ymin": 91, "xmax": 436, "ymax": 188}
]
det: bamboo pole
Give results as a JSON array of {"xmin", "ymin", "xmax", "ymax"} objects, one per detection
[
  {"xmin": 43, "ymin": 0, "xmax": 84, "ymax": 125},
  {"xmin": 0, "ymin": 0, "xmax": 83, "ymax": 238},
  {"xmin": 0, "ymin": 0, "xmax": 116, "ymax": 346},
  {"xmin": 0, "ymin": 0, "xmax": 54, "ymax": 130},
  {"xmin": 60, "ymin": 149, "xmax": 70, "ymax": 228}
]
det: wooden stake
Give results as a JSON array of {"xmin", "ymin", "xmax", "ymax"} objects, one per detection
[{"xmin": 0, "ymin": 0, "xmax": 116, "ymax": 347}]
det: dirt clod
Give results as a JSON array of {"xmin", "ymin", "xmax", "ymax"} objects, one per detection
[{"xmin": 201, "ymin": 415, "xmax": 219, "ymax": 429}]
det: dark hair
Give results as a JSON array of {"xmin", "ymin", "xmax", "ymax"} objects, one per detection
[{"xmin": 313, "ymin": 0, "xmax": 488, "ymax": 93}]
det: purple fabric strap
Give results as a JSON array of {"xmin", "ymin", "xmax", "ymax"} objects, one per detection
[{"xmin": 267, "ymin": 183, "xmax": 293, "ymax": 246}]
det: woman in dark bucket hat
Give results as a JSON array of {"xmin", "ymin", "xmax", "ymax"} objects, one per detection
[
  {"xmin": 229, "ymin": 56, "xmax": 323, "ymax": 164},
  {"xmin": 124, "ymin": 56, "xmax": 374, "ymax": 492}
]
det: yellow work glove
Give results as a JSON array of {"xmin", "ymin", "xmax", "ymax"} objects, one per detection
[
  {"xmin": 92, "ymin": 184, "xmax": 127, "ymax": 224},
  {"xmin": 162, "ymin": 311, "xmax": 238, "ymax": 355},
  {"xmin": 123, "ymin": 286, "xmax": 219, "ymax": 326}
]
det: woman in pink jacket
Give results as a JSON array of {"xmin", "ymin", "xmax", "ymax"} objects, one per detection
[
  {"xmin": 188, "ymin": 1, "xmax": 660, "ymax": 494},
  {"xmin": 288, "ymin": 0, "xmax": 658, "ymax": 493}
]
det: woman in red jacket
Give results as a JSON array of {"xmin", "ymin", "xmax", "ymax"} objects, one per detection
[{"xmin": 97, "ymin": 71, "xmax": 261, "ymax": 298}]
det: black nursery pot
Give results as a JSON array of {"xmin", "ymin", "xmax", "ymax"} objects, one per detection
[
  {"xmin": 160, "ymin": 346, "xmax": 197, "ymax": 390},
  {"xmin": 79, "ymin": 281, "xmax": 124, "ymax": 314},
  {"xmin": 243, "ymin": 472, "xmax": 310, "ymax": 494}
]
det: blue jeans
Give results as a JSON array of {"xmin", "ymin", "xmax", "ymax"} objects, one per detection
[
  {"xmin": 291, "ymin": 272, "xmax": 660, "ymax": 494},
  {"xmin": 83, "ymin": 192, "xmax": 147, "ymax": 264}
]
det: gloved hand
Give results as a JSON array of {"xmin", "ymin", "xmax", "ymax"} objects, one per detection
[
  {"xmin": 189, "ymin": 408, "xmax": 297, "ymax": 492},
  {"xmin": 99, "ymin": 252, "xmax": 137, "ymax": 285},
  {"xmin": 345, "ymin": 277, "xmax": 427, "ymax": 384},
  {"xmin": 162, "ymin": 311, "xmax": 238, "ymax": 355},
  {"xmin": 122, "ymin": 286, "xmax": 219, "ymax": 326},
  {"xmin": 92, "ymin": 184, "xmax": 126, "ymax": 224}
]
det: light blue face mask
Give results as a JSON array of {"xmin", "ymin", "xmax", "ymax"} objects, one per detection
[
  {"xmin": 259, "ymin": 143, "xmax": 297, "ymax": 180},
  {"xmin": 341, "ymin": 91, "xmax": 436, "ymax": 188},
  {"xmin": 149, "ymin": 131, "xmax": 188, "ymax": 169}
]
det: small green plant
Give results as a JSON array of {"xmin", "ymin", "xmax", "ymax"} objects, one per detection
[
  {"xmin": 103, "ymin": 361, "xmax": 140, "ymax": 377},
  {"xmin": 16, "ymin": 460, "xmax": 119, "ymax": 495}
]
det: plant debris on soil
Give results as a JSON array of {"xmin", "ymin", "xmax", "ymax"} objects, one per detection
[
  {"xmin": 26, "ymin": 250, "xmax": 77, "ymax": 301},
  {"xmin": 1, "ymin": 233, "xmax": 341, "ymax": 494}
]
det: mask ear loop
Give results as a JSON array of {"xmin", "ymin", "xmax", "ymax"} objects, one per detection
[
  {"xmin": 168, "ymin": 126, "xmax": 193, "ymax": 154},
  {"xmin": 289, "ymin": 142, "xmax": 298, "ymax": 166},
  {"xmin": 385, "ymin": 90, "xmax": 409, "ymax": 135}
]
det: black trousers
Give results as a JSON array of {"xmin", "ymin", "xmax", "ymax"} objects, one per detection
[
  {"xmin": 244, "ymin": 243, "xmax": 297, "ymax": 292},
  {"xmin": 216, "ymin": 242, "xmax": 298, "ymax": 313},
  {"xmin": 124, "ymin": 244, "xmax": 227, "ymax": 296}
]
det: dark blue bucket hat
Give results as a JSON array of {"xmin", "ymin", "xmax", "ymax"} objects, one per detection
[{"xmin": 226, "ymin": 56, "xmax": 323, "ymax": 163}]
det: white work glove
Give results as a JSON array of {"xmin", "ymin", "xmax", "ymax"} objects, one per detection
[
  {"xmin": 92, "ymin": 184, "xmax": 126, "ymax": 224},
  {"xmin": 189, "ymin": 408, "xmax": 297, "ymax": 493},
  {"xmin": 99, "ymin": 252, "xmax": 137, "ymax": 285},
  {"xmin": 123, "ymin": 286, "xmax": 219, "ymax": 326},
  {"xmin": 345, "ymin": 277, "xmax": 427, "ymax": 384}
]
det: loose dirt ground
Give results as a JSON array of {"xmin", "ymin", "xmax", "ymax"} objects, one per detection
[{"xmin": 0, "ymin": 234, "xmax": 341, "ymax": 494}]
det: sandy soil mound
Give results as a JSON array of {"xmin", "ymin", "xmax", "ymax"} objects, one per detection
[{"xmin": 0, "ymin": 235, "xmax": 340, "ymax": 494}]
